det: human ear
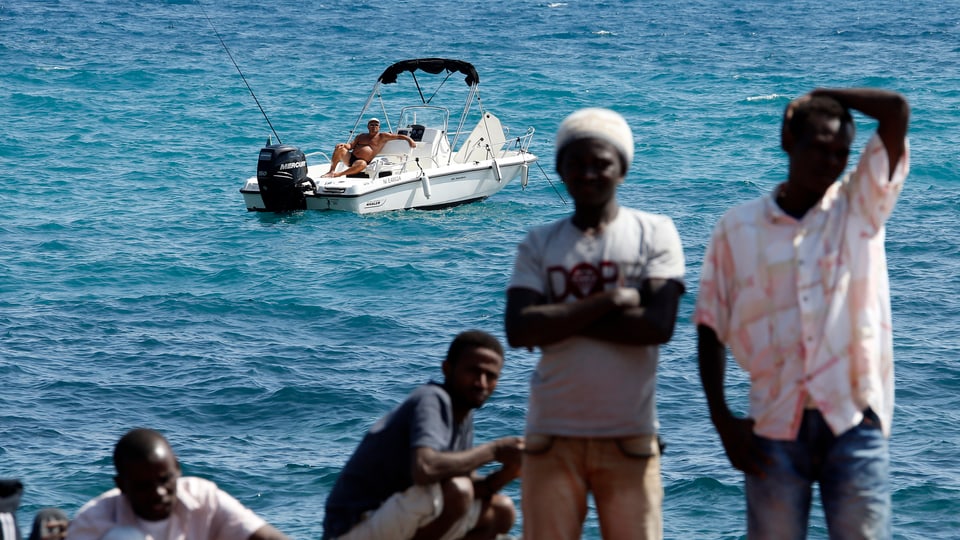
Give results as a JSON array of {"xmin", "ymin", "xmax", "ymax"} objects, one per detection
[
  {"xmin": 781, "ymin": 123, "xmax": 794, "ymax": 152},
  {"xmin": 441, "ymin": 360, "xmax": 451, "ymax": 381},
  {"xmin": 781, "ymin": 98, "xmax": 803, "ymax": 152}
]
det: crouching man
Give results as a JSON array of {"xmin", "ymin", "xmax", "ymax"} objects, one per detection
[{"xmin": 322, "ymin": 330, "xmax": 524, "ymax": 540}]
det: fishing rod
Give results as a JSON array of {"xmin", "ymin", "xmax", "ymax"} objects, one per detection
[{"xmin": 198, "ymin": 2, "xmax": 282, "ymax": 144}]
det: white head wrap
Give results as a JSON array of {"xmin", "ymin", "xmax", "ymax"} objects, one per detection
[{"xmin": 555, "ymin": 108, "xmax": 634, "ymax": 170}]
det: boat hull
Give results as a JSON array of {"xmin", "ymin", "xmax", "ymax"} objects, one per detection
[{"xmin": 242, "ymin": 154, "xmax": 534, "ymax": 214}]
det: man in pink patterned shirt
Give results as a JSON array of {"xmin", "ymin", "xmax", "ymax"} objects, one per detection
[{"xmin": 695, "ymin": 88, "xmax": 909, "ymax": 539}]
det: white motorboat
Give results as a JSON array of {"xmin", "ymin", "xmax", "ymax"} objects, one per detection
[{"xmin": 240, "ymin": 58, "xmax": 537, "ymax": 214}]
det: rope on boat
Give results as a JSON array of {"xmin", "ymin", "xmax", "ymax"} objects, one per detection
[
  {"xmin": 535, "ymin": 160, "xmax": 568, "ymax": 206},
  {"xmin": 425, "ymin": 71, "xmax": 457, "ymax": 104}
]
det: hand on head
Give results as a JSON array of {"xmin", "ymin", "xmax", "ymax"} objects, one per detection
[{"xmin": 783, "ymin": 94, "xmax": 813, "ymax": 124}]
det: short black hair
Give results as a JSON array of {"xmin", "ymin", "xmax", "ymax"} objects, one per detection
[
  {"xmin": 783, "ymin": 96, "xmax": 854, "ymax": 140},
  {"xmin": 113, "ymin": 428, "xmax": 172, "ymax": 473},
  {"xmin": 444, "ymin": 330, "xmax": 504, "ymax": 366}
]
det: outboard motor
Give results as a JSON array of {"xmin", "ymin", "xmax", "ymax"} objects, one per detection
[{"xmin": 256, "ymin": 143, "xmax": 313, "ymax": 211}]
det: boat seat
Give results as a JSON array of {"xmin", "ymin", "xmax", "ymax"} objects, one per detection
[
  {"xmin": 373, "ymin": 140, "xmax": 413, "ymax": 169},
  {"xmin": 409, "ymin": 127, "xmax": 444, "ymax": 163},
  {"xmin": 378, "ymin": 139, "xmax": 413, "ymax": 157}
]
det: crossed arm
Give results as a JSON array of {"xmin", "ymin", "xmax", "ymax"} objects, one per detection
[{"xmin": 505, "ymin": 278, "xmax": 684, "ymax": 349}]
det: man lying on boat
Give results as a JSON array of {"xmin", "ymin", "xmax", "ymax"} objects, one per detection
[{"xmin": 322, "ymin": 118, "xmax": 416, "ymax": 178}]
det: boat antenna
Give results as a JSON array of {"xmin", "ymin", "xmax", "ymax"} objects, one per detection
[{"xmin": 198, "ymin": 2, "xmax": 282, "ymax": 144}]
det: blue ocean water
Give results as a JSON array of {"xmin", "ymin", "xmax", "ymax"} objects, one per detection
[{"xmin": 1, "ymin": 0, "xmax": 958, "ymax": 538}]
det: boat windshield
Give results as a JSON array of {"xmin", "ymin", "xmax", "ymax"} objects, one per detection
[{"xmin": 397, "ymin": 106, "xmax": 448, "ymax": 133}]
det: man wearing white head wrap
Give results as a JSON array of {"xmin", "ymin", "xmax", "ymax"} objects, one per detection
[
  {"xmin": 554, "ymin": 107, "xmax": 635, "ymax": 169},
  {"xmin": 506, "ymin": 108, "xmax": 686, "ymax": 539}
]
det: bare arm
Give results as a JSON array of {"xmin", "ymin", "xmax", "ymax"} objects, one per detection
[
  {"xmin": 810, "ymin": 88, "xmax": 910, "ymax": 179},
  {"xmin": 505, "ymin": 286, "xmax": 638, "ymax": 348},
  {"xmin": 411, "ymin": 436, "xmax": 523, "ymax": 486},
  {"xmin": 581, "ymin": 278, "xmax": 684, "ymax": 345},
  {"xmin": 248, "ymin": 524, "xmax": 290, "ymax": 540},
  {"xmin": 336, "ymin": 136, "xmax": 361, "ymax": 152},
  {"xmin": 697, "ymin": 324, "xmax": 765, "ymax": 475},
  {"xmin": 383, "ymin": 131, "xmax": 417, "ymax": 147},
  {"xmin": 698, "ymin": 324, "xmax": 734, "ymax": 426},
  {"xmin": 471, "ymin": 438, "xmax": 523, "ymax": 500}
]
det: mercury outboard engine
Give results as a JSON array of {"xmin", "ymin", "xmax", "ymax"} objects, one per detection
[{"xmin": 256, "ymin": 143, "xmax": 314, "ymax": 211}]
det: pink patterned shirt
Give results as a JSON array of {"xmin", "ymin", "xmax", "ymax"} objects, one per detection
[{"xmin": 694, "ymin": 133, "xmax": 909, "ymax": 440}]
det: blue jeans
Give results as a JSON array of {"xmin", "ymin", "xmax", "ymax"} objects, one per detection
[{"xmin": 745, "ymin": 409, "xmax": 891, "ymax": 540}]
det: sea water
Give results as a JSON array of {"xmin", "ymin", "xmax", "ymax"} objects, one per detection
[{"xmin": 1, "ymin": 1, "xmax": 958, "ymax": 538}]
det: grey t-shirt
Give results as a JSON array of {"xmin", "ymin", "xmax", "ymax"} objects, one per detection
[
  {"xmin": 509, "ymin": 208, "xmax": 685, "ymax": 437},
  {"xmin": 323, "ymin": 382, "xmax": 474, "ymax": 538}
]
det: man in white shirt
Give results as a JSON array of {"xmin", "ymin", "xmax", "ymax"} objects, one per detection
[
  {"xmin": 506, "ymin": 108, "xmax": 685, "ymax": 539},
  {"xmin": 68, "ymin": 428, "xmax": 289, "ymax": 540}
]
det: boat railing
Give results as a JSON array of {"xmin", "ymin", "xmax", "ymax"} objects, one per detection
[
  {"xmin": 504, "ymin": 126, "xmax": 536, "ymax": 155},
  {"xmin": 307, "ymin": 150, "xmax": 332, "ymax": 163},
  {"xmin": 411, "ymin": 155, "xmax": 443, "ymax": 170}
]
